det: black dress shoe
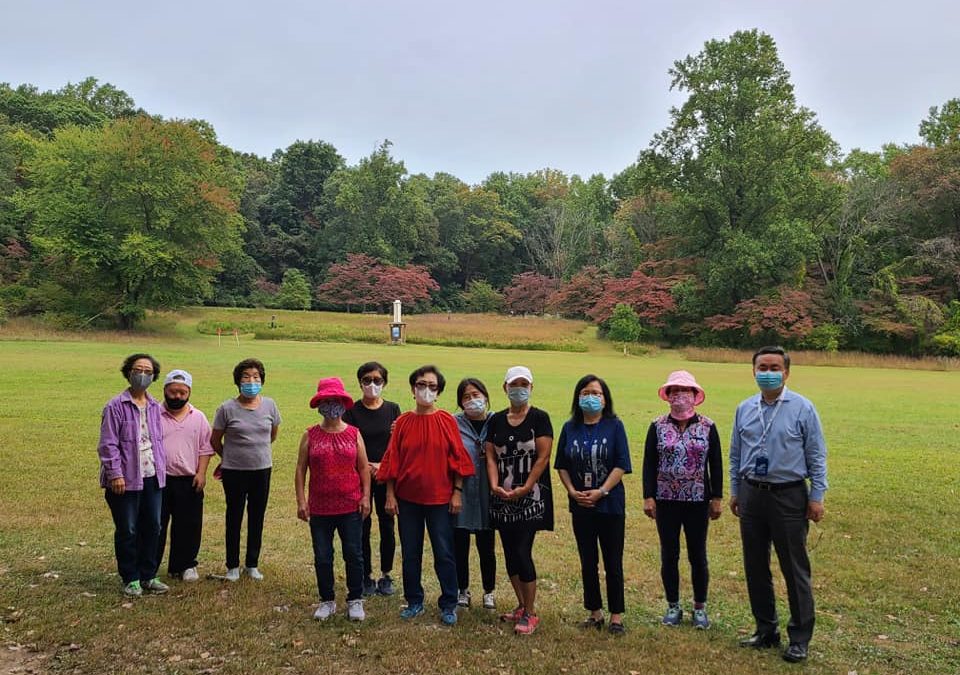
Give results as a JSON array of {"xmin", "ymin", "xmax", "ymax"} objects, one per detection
[
  {"xmin": 782, "ymin": 643, "xmax": 808, "ymax": 663},
  {"xmin": 739, "ymin": 632, "xmax": 782, "ymax": 649}
]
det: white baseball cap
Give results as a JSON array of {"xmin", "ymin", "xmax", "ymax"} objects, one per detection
[
  {"xmin": 504, "ymin": 366, "xmax": 533, "ymax": 385},
  {"xmin": 163, "ymin": 369, "xmax": 193, "ymax": 389}
]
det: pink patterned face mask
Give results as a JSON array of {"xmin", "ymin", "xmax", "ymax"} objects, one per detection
[{"xmin": 668, "ymin": 391, "xmax": 696, "ymax": 420}]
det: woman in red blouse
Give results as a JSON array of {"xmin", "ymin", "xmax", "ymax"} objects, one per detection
[{"xmin": 378, "ymin": 365, "xmax": 475, "ymax": 626}]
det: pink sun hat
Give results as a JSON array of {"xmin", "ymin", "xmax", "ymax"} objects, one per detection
[
  {"xmin": 309, "ymin": 377, "xmax": 355, "ymax": 409},
  {"xmin": 658, "ymin": 370, "xmax": 706, "ymax": 406}
]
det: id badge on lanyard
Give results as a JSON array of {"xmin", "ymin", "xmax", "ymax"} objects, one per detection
[{"xmin": 755, "ymin": 397, "xmax": 782, "ymax": 478}]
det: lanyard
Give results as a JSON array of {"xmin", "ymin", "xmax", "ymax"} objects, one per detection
[{"xmin": 756, "ymin": 391, "xmax": 785, "ymax": 452}]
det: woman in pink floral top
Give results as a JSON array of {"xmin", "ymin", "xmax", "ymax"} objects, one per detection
[{"xmin": 641, "ymin": 370, "xmax": 723, "ymax": 630}]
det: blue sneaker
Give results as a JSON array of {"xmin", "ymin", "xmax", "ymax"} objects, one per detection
[
  {"xmin": 400, "ymin": 603, "xmax": 425, "ymax": 620},
  {"xmin": 692, "ymin": 607, "xmax": 710, "ymax": 630},
  {"xmin": 440, "ymin": 608, "xmax": 458, "ymax": 626},
  {"xmin": 662, "ymin": 604, "xmax": 682, "ymax": 626}
]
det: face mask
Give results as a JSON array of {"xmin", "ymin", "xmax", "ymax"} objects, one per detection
[
  {"xmin": 755, "ymin": 371, "xmax": 784, "ymax": 391},
  {"xmin": 464, "ymin": 398, "xmax": 487, "ymax": 414},
  {"xmin": 507, "ymin": 387, "xmax": 530, "ymax": 404},
  {"xmin": 164, "ymin": 396, "xmax": 189, "ymax": 410},
  {"xmin": 579, "ymin": 394, "xmax": 603, "ymax": 414},
  {"xmin": 129, "ymin": 373, "xmax": 153, "ymax": 390},
  {"xmin": 318, "ymin": 401, "xmax": 346, "ymax": 420},
  {"xmin": 362, "ymin": 382, "xmax": 383, "ymax": 399},
  {"xmin": 240, "ymin": 382, "xmax": 262, "ymax": 397},
  {"xmin": 668, "ymin": 391, "xmax": 696, "ymax": 420},
  {"xmin": 415, "ymin": 386, "xmax": 438, "ymax": 405}
]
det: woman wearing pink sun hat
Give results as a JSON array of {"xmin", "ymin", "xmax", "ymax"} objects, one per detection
[{"xmin": 642, "ymin": 370, "xmax": 723, "ymax": 631}]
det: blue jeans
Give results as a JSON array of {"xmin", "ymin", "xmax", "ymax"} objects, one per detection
[
  {"xmin": 397, "ymin": 499, "xmax": 458, "ymax": 611},
  {"xmin": 310, "ymin": 512, "xmax": 364, "ymax": 602},
  {"xmin": 104, "ymin": 476, "xmax": 162, "ymax": 584}
]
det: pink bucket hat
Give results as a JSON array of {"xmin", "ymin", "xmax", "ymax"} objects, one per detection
[
  {"xmin": 658, "ymin": 370, "xmax": 705, "ymax": 406},
  {"xmin": 309, "ymin": 377, "xmax": 355, "ymax": 409}
]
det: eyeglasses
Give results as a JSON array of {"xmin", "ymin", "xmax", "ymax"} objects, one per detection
[
  {"xmin": 361, "ymin": 377, "xmax": 385, "ymax": 386},
  {"xmin": 415, "ymin": 381, "xmax": 439, "ymax": 392},
  {"xmin": 130, "ymin": 368, "xmax": 153, "ymax": 375}
]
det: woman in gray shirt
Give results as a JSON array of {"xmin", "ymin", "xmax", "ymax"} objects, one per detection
[{"xmin": 212, "ymin": 358, "xmax": 281, "ymax": 581}]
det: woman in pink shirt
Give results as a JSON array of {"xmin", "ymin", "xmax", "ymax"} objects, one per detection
[{"xmin": 295, "ymin": 378, "xmax": 371, "ymax": 622}]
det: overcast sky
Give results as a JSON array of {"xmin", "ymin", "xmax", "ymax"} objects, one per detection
[{"xmin": 2, "ymin": 0, "xmax": 958, "ymax": 184}]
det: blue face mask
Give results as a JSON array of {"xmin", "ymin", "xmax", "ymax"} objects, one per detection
[
  {"xmin": 318, "ymin": 401, "xmax": 346, "ymax": 420},
  {"xmin": 507, "ymin": 386, "xmax": 531, "ymax": 404},
  {"xmin": 579, "ymin": 394, "xmax": 603, "ymax": 414},
  {"xmin": 240, "ymin": 382, "xmax": 262, "ymax": 397},
  {"xmin": 755, "ymin": 371, "xmax": 784, "ymax": 391}
]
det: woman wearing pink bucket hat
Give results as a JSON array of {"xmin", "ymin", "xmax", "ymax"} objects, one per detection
[{"xmin": 642, "ymin": 370, "xmax": 723, "ymax": 630}]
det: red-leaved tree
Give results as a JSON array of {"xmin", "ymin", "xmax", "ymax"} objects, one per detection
[
  {"xmin": 548, "ymin": 266, "xmax": 609, "ymax": 319},
  {"xmin": 316, "ymin": 253, "xmax": 439, "ymax": 312},
  {"xmin": 588, "ymin": 270, "xmax": 677, "ymax": 326},
  {"xmin": 503, "ymin": 272, "xmax": 559, "ymax": 314},
  {"xmin": 704, "ymin": 286, "xmax": 816, "ymax": 344}
]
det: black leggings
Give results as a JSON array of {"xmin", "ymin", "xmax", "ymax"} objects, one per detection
[
  {"xmin": 454, "ymin": 528, "xmax": 496, "ymax": 592},
  {"xmin": 362, "ymin": 481, "xmax": 396, "ymax": 577},
  {"xmin": 655, "ymin": 500, "xmax": 710, "ymax": 604},
  {"xmin": 222, "ymin": 467, "xmax": 271, "ymax": 569},
  {"xmin": 572, "ymin": 511, "xmax": 625, "ymax": 613},
  {"xmin": 499, "ymin": 527, "xmax": 537, "ymax": 583}
]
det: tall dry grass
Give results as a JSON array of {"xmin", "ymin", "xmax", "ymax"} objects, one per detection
[{"xmin": 682, "ymin": 347, "xmax": 960, "ymax": 371}]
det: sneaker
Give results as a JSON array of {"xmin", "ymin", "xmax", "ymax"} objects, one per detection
[
  {"xmin": 440, "ymin": 608, "xmax": 458, "ymax": 626},
  {"xmin": 376, "ymin": 575, "xmax": 395, "ymax": 596},
  {"xmin": 181, "ymin": 567, "xmax": 199, "ymax": 583},
  {"xmin": 142, "ymin": 578, "xmax": 169, "ymax": 594},
  {"xmin": 500, "ymin": 605, "xmax": 525, "ymax": 623},
  {"xmin": 482, "ymin": 592, "xmax": 496, "ymax": 610},
  {"xmin": 123, "ymin": 580, "xmax": 142, "ymax": 597},
  {"xmin": 347, "ymin": 599, "xmax": 365, "ymax": 621},
  {"xmin": 400, "ymin": 603, "xmax": 425, "ymax": 620},
  {"xmin": 224, "ymin": 567, "xmax": 241, "ymax": 582},
  {"xmin": 362, "ymin": 577, "xmax": 377, "ymax": 597},
  {"xmin": 662, "ymin": 604, "xmax": 682, "ymax": 626},
  {"xmin": 457, "ymin": 589, "xmax": 471, "ymax": 607},
  {"xmin": 313, "ymin": 601, "xmax": 336, "ymax": 621},
  {"xmin": 244, "ymin": 567, "xmax": 263, "ymax": 581},
  {"xmin": 692, "ymin": 607, "xmax": 710, "ymax": 630},
  {"xmin": 514, "ymin": 612, "xmax": 540, "ymax": 635}
]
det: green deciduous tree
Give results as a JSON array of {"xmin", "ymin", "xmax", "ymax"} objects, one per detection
[{"xmin": 275, "ymin": 268, "xmax": 312, "ymax": 310}]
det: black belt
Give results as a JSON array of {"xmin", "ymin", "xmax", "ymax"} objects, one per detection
[{"xmin": 745, "ymin": 478, "xmax": 806, "ymax": 492}]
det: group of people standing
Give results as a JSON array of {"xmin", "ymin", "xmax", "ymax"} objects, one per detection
[{"xmin": 97, "ymin": 346, "xmax": 827, "ymax": 663}]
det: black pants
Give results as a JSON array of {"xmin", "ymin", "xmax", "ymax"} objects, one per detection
[
  {"xmin": 499, "ymin": 527, "xmax": 537, "ymax": 583},
  {"xmin": 158, "ymin": 475, "xmax": 204, "ymax": 575},
  {"xmin": 739, "ymin": 481, "xmax": 815, "ymax": 645},
  {"xmin": 454, "ymin": 528, "xmax": 497, "ymax": 592},
  {"xmin": 361, "ymin": 481, "xmax": 395, "ymax": 578},
  {"xmin": 222, "ymin": 467, "xmax": 271, "ymax": 569},
  {"xmin": 572, "ymin": 511, "xmax": 626, "ymax": 614},
  {"xmin": 655, "ymin": 500, "xmax": 710, "ymax": 604}
]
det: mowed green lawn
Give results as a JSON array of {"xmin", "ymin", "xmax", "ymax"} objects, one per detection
[{"xmin": 1, "ymin": 332, "xmax": 959, "ymax": 674}]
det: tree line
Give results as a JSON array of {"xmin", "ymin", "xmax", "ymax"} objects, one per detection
[{"xmin": 1, "ymin": 29, "xmax": 959, "ymax": 354}]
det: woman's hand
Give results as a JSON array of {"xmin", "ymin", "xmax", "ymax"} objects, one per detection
[
  {"xmin": 709, "ymin": 498, "xmax": 723, "ymax": 520},
  {"xmin": 192, "ymin": 474, "xmax": 206, "ymax": 493},
  {"xmin": 297, "ymin": 502, "xmax": 309, "ymax": 522},
  {"xmin": 576, "ymin": 490, "xmax": 601, "ymax": 508},
  {"xmin": 385, "ymin": 493, "xmax": 398, "ymax": 516},
  {"xmin": 359, "ymin": 497, "xmax": 371, "ymax": 519},
  {"xmin": 491, "ymin": 485, "xmax": 511, "ymax": 500},
  {"xmin": 643, "ymin": 497, "xmax": 657, "ymax": 519},
  {"xmin": 368, "ymin": 462, "xmax": 380, "ymax": 478},
  {"xmin": 449, "ymin": 490, "xmax": 462, "ymax": 514},
  {"xmin": 110, "ymin": 477, "xmax": 125, "ymax": 495}
]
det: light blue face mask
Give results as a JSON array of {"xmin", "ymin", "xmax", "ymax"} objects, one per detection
[
  {"xmin": 464, "ymin": 398, "xmax": 487, "ymax": 414},
  {"xmin": 579, "ymin": 394, "xmax": 603, "ymax": 414},
  {"xmin": 240, "ymin": 382, "xmax": 262, "ymax": 397},
  {"xmin": 755, "ymin": 371, "xmax": 784, "ymax": 391},
  {"xmin": 507, "ymin": 386, "xmax": 531, "ymax": 404}
]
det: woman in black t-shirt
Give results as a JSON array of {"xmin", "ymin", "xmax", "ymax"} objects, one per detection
[
  {"xmin": 485, "ymin": 365, "xmax": 553, "ymax": 636},
  {"xmin": 342, "ymin": 361, "xmax": 402, "ymax": 597}
]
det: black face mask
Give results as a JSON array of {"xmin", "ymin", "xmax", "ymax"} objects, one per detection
[{"xmin": 164, "ymin": 396, "xmax": 189, "ymax": 410}]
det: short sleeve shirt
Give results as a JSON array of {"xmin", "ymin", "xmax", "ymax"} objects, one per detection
[
  {"xmin": 487, "ymin": 407, "xmax": 554, "ymax": 531},
  {"xmin": 213, "ymin": 397, "xmax": 281, "ymax": 470}
]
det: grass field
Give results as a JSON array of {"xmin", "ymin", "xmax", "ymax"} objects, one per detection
[{"xmin": 1, "ymin": 314, "xmax": 959, "ymax": 674}]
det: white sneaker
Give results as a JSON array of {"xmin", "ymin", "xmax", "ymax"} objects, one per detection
[
  {"xmin": 482, "ymin": 592, "xmax": 496, "ymax": 610},
  {"xmin": 224, "ymin": 567, "xmax": 241, "ymax": 582},
  {"xmin": 457, "ymin": 589, "xmax": 471, "ymax": 607},
  {"xmin": 347, "ymin": 599, "xmax": 365, "ymax": 622},
  {"xmin": 314, "ymin": 601, "xmax": 336, "ymax": 621},
  {"xmin": 244, "ymin": 567, "xmax": 264, "ymax": 581},
  {"xmin": 181, "ymin": 567, "xmax": 199, "ymax": 582}
]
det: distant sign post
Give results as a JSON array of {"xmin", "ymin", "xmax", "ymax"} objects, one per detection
[{"xmin": 390, "ymin": 300, "xmax": 406, "ymax": 345}]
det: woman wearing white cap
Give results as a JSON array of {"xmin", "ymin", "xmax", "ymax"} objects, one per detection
[
  {"xmin": 485, "ymin": 365, "xmax": 554, "ymax": 635},
  {"xmin": 157, "ymin": 369, "xmax": 214, "ymax": 582},
  {"xmin": 642, "ymin": 370, "xmax": 723, "ymax": 630}
]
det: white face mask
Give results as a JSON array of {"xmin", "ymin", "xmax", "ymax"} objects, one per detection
[
  {"xmin": 415, "ymin": 386, "xmax": 438, "ymax": 405},
  {"xmin": 362, "ymin": 382, "xmax": 383, "ymax": 399}
]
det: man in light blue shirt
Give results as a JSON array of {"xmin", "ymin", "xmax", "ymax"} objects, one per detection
[{"xmin": 729, "ymin": 346, "xmax": 827, "ymax": 664}]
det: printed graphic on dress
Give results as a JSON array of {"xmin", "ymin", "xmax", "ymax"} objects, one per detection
[{"xmin": 493, "ymin": 434, "xmax": 548, "ymax": 524}]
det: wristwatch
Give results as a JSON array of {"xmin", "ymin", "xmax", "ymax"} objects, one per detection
[{"xmin": 599, "ymin": 486, "xmax": 610, "ymax": 497}]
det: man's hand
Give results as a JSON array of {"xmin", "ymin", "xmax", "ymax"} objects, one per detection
[
  {"xmin": 729, "ymin": 496, "xmax": 740, "ymax": 518},
  {"xmin": 807, "ymin": 500, "xmax": 824, "ymax": 523}
]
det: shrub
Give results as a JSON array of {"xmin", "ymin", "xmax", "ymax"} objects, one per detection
[
  {"xmin": 461, "ymin": 280, "xmax": 503, "ymax": 313},
  {"xmin": 604, "ymin": 303, "xmax": 644, "ymax": 343}
]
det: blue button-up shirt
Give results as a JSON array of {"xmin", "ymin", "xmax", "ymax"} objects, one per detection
[{"xmin": 729, "ymin": 387, "xmax": 828, "ymax": 502}]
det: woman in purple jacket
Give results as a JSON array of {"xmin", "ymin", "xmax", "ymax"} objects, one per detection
[{"xmin": 98, "ymin": 353, "xmax": 169, "ymax": 597}]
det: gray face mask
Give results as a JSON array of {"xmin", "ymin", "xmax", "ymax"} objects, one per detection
[{"xmin": 129, "ymin": 373, "xmax": 153, "ymax": 390}]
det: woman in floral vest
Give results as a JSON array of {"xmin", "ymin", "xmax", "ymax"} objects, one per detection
[{"xmin": 642, "ymin": 370, "xmax": 723, "ymax": 630}]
